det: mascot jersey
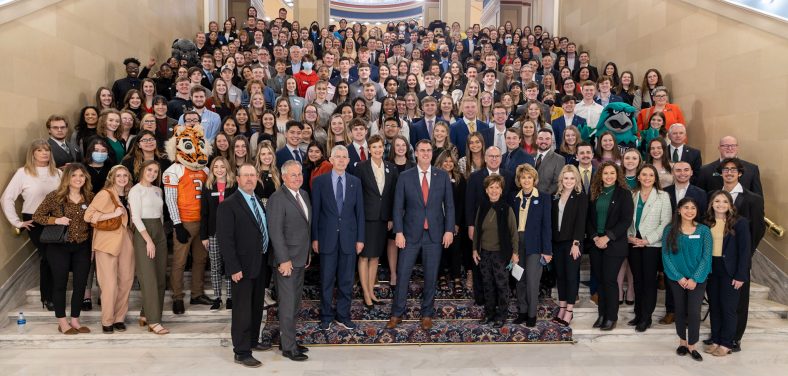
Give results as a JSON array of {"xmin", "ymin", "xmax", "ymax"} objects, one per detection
[{"xmin": 163, "ymin": 164, "xmax": 208, "ymax": 223}]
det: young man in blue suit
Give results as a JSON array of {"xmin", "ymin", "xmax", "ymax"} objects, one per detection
[
  {"xmin": 502, "ymin": 128, "xmax": 535, "ymax": 176},
  {"xmin": 450, "ymin": 97, "xmax": 489, "ymax": 158},
  {"xmin": 275, "ymin": 121, "xmax": 305, "ymax": 170},
  {"xmin": 311, "ymin": 145, "xmax": 365, "ymax": 331},
  {"xmin": 386, "ymin": 140, "xmax": 455, "ymax": 331},
  {"xmin": 409, "ymin": 96, "xmax": 439, "ymax": 147},
  {"xmin": 552, "ymin": 96, "xmax": 587, "ymax": 149}
]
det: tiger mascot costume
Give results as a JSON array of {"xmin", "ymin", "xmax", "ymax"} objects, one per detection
[{"xmin": 163, "ymin": 122, "xmax": 212, "ymax": 314}]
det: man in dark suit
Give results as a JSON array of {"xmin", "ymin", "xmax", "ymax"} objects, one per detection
[
  {"xmin": 310, "ymin": 145, "xmax": 365, "ymax": 330},
  {"xmin": 267, "ymin": 160, "xmax": 311, "ymax": 362},
  {"xmin": 502, "ymin": 128, "xmax": 535, "ymax": 176},
  {"xmin": 719, "ymin": 158, "xmax": 766, "ymax": 352},
  {"xmin": 346, "ymin": 119, "xmax": 368, "ymax": 176},
  {"xmin": 450, "ymin": 98, "xmax": 489, "ymax": 158},
  {"xmin": 696, "ymin": 136, "xmax": 763, "ymax": 197},
  {"xmin": 216, "ymin": 164, "xmax": 271, "ymax": 368},
  {"xmin": 409, "ymin": 96, "xmax": 439, "ymax": 147},
  {"xmin": 199, "ymin": 54, "xmax": 218, "ymax": 90},
  {"xmin": 480, "ymin": 104, "xmax": 509, "ymax": 152},
  {"xmin": 275, "ymin": 121, "xmax": 305, "ymax": 170},
  {"xmin": 46, "ymin": 115, "xmax": 80, "ymax": 168},
  {"xmin": 667, "ymin": 124, "xmax": 702, "ymax": 181},
  {"xmin": 552, "ymin": 96, "xmax": 587, "ymax": 150},
  {"xmin": 573, "ymin": 51, "xmax": 599, "ymax": 82},
  {"xmin": 662, "ymin": 161, "xmax": 708, "ymax": 326},
  {"xmin": 386, "ymin": 140, "xmax": 455, "ymax": 331},
  {"xmin": 533, "ymin": 129, "xmax": 565, "ymax": 195}
]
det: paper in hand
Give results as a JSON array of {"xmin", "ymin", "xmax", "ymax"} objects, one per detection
[{"xmin": 511, "ymin": 263, "xmax": 524, "ymax": 281}]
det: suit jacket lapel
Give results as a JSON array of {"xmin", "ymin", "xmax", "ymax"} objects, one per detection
[
  {"xmin": 237, "ymin": 194, "xmax": 262, "ymax": 233},
  {"xmin": 284, "ymin": 188, "xmax": 309, "ymax": 222}
]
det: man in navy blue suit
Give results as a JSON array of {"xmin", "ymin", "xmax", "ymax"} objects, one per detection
[
  {"xmin": 409, "ymin": 96, "xmax": 439, "ymax": 147},
  {"xmin": 311, "ymin": 145, "xmax": 365, "ymax": 330},
  {"xmin": 502, "ymin": 128, "xmax": 535, "ymax": 176},
  {"xmin": 386, "ymin": 140, "xmax": 455, "ymax": 331},
  {"xmin": 276, "ymin": 121, "xmax": 304, "ymax": 170},
  {"xmin": 593, "ymin": 76, "xmax": 623, "ymax": 106},
  {"xmin": 450, "ymin": 97, "xmax": 489, "ymax": 158},
  {"xmin": 552, "ymin": 96, "xmax": 587, "ymax": 149}
]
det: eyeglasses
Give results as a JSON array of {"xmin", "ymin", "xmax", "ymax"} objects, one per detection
[
  {"xmin": 654, "ymin": 94, "xmax": 667, "ymax": 98},
  {"xmin": 185, "ymin": 119, "xmax": 200, "ymax": 123},
  {"xmin": 721, "ymin": 167, "xmax": 739, "ymax": 173},
  {"xmin": 719, "ymin": 144, "xmax": 738, "ymax": 149},
  {"xmin": 487, "ymin": 155, "xmax": 502, "ymax": 159}
]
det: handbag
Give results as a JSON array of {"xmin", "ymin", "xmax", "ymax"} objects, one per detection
[
  {"xmin": 92, "ymin": 189, "xmax": 123, "ymax": 231},
  {"xmin": 40, "ymin": 203, "xmax": 68, "ymax": 244}
]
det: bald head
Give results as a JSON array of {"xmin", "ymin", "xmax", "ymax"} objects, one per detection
[{"xmin": 718, "ymin": 136, "xmax": 739, "ymax": 159}]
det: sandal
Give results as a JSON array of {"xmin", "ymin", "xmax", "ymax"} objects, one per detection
[
  {"xmin": 552, "ymin": 305, "xmax": 567, "ymax": 325},
  {"xmin": 562, "ymin": 310, "xmax": 573, "ymax": 326},
  {"xmin": 453, "ymin": 279, "xmax": 463, "ymax": 296},
  {"xmin": 148, "ymin": 323, "xmax": 170, "ymax": 335},
  {"xmin": 139, "ymin": 317, "xmax": 147, "ymax": 327},
  {"xmin": 439, "ymin": 276, "xmax": 449, "ymax": 291}
]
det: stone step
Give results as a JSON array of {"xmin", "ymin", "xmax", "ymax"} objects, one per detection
[{"xmin": 2, "ymin": 317, "xmax": 786, "ymax": 349}]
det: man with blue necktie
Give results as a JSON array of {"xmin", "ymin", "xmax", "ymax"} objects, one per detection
[
  {"xmin": 217, "ymin": 164, "xmax": 271, "ymax": 368},
  {"xmin": 276, "ymin": 121, "xmax": 305, "ymax": 170},
  {"xmin": 311, "ymin": 145, "xmax": 365, "ymax": 331}
]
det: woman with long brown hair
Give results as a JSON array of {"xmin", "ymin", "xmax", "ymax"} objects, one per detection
[{"xmin": 32, "ymin": 163, "xmax": 93, "ymax": 333}]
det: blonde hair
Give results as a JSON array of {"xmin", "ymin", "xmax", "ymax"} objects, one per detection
[
  {"xmin": 24, "ymin": 139, "xmax": 58, "ymax": 177},
  {"xmin": 515, "ymin": 163, "xmax": 540, "ymax": 189},
  {"xmin": 104, "ymin": 164, "xmax": 132, "ymax": 194},
  {"xmin": 205, "ymin": 156, "xmax": 236, "ymax": 189},
  {"xmin": 97, "ymin": 109, "xmax": 123, "ymax": 140},
  {"xmin": 555, "ymin": 164, "xmax": 582, "ymax": 195}
]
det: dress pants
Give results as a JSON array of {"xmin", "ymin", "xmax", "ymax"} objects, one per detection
[
  {"xmin": 516, "ymin": 254, "xmax": 543, "ymax": 318},
  {"xmin": 391, "ymin": 230, "xmax": 442, "ymax": 318},
  {"xmin": 276, "ymin": 266, "xmax": 305, "ymax": 353},
  {"xmin": 48, "ymin": 241, "xmax": 91, "ymax": 318},
  {"xmin": 170, "ymin": 221, "xmax": 208, "ymax": 300},
  {"xmin": 668, "ymin": 279, "xmax": 706, "ymax": 345},
  {"xmin": 708, "ymin": 257, "xmax": 740, "ymax": 348},
  {"xmin": 735, "ymin": 253, "xmax": 753, "ymax": 342},
  {"xmin": 95, "ymin": 229, "xmax": 135, "ymax": 326},
  {"xmin": 133, "ymin": 219, "xmax": 168, "ymax": 324},
  {"xmin": 23, "ymin": 213, "xmax": 53, "ymax": 304},
  {"xmin": 628, "ymin": 246, "xmax": 660, "ymax": 323},
  {"xmin": 589, "ymin": 246, "xmax": 625, "ymax": 321},
  {"xmin": 553, "ymin": 241, "xmax": 581, "ymax": 304},
  {"xmin": 440, "ymin": 235, "xmax": 463, "ymax": 280},
  {"xmin": 231, "ymin": 255, "xmax": 268, "ymax": 357},
  {"xmin": 207, "ymin": 236, "xmax": 232, "ymax": 300},
  {"xmin": 319, "ymin": 244, "xmax": 356, "ymax": 324},
  {"xmin": 479, "ymin": 250, "xmax": 510, "ymax": 321},
  {"xmin": 660, "ymin": 257, "xmax": 675, "ymax": 314}
]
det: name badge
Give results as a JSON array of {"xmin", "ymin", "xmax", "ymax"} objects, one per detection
[
  {"xmin": 211, "ymin": 192, "xmax": 220, "ymax": 197},
  {"xmin": 81, "ymin": 204, "xmax": 88, "ymax": 209},
  {"xmin": 688, "ymin": 235, "xmax": 700, "ymax": 239}
]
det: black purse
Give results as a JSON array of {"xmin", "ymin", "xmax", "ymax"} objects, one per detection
[{"xmin": 39, "ymin": 203, "xmax": 68, "ymax": 244}]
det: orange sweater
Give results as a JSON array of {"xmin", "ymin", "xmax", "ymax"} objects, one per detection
[{"xmin": 637, "ymin": 103, "xmax": 686, "ymax": 132}]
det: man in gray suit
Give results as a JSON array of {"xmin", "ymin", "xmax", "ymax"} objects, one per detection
[
  {"xmin": 533, "ymin": 128, "xmax": 565, "ymax": 195},
  {"xmin": 46, "ymin": 115, "xmax": 81, "ymax": 168},
  {"xmin": 266, "ymin": 160, "xmax": 311, "ymax": 362}
]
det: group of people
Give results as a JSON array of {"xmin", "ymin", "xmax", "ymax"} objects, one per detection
[{"xmin": 0, "ymin": 7, "xmax": 767, "ymax": 368}]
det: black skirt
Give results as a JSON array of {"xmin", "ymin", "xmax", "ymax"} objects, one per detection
[{"xmin": 361, "ymin": 220, "xmax": 388, "ymax": 258}]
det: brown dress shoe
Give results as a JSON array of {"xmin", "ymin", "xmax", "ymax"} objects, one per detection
[
  {"xmin": 659, "ymin": 313, "xmax": 675, "ymax": 325},
  {"xmin": 420, "ymin": 317, "xmax": 433, "ymax": 330},
  {"xmin": 590, "ymin": 293, "xmax": 599, "ymax": 305},
  {"xmin": 385, "ymin": 316, "xmax": 402, "ymax": 329}
]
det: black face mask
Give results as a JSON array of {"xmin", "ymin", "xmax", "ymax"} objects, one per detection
[
  {"xmin": 387, "ymin": 26, "xmax": 395, "ymax": 32},
  {"xmin": 543, "ymin": 99, "xmax": 555, "ymax": 106},
  {"xmin": 441, "ymin": 51, "xmax": 449, "ymax": 58}
]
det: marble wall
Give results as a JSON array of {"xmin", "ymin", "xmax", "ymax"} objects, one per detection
[
  {"xmin": 559, "ymin": 0, "xmax": 788, "ymax": 262},
  {"xmin": 0, "ymin": 0, "xmax": 200, "ymax": 285}
]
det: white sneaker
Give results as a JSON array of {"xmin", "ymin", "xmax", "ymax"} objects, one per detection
[{"xmin": 264, "ymin": 289, "xmax": 277, "ymax": 308}]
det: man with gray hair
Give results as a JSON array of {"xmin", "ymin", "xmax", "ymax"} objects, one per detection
[
  {"xmin": 666, "ymin": 123, "xmax": 702, "ymax": 179},
  {"xmin": 310, "ymin": 145, "xmax": 365, "ymax": 331},
  {"xmin": 266, "ymin": 160, "xmax": 311, "ymax": 361}
]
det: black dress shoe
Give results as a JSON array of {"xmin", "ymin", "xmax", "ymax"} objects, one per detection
[
  {"xmin": 625, "ymin": 300, "xmax": 634, "ymax": 306},
  {"xmin": 234, "ymin": 355, "xmax": 262, "ymax": 368},
  {"xmin": 731, "ymin": 340, "xmax": 741, "ymax": 353},
  {"xmin": 525, "ymin": 317, "xmax": 537, "ymax": 328},
  {"xmin": 251, "ymin": 343, "xmax": 272, "ymax": 352},
  {"xmin": 690, "ymin": 350, "xmax": 703, "ymax": 361},
  {"xmin": 513, "ymin": 314, "xmax": 528, "ymax": 325},
  {"xmin": 113, "ymin": 322, "xmax": 126, "ymax": 332},
  {"xmin": 627, "ymin": 317, "xmax": 640, "ymax": 326},
  {"xmin": 282, "ymin": 350, "xmax": 308, "ymax": 361},
  {"xmin": 173, "ymin": 299, "xmax": 185, "ymax": 315},
  {"xmin": 81, "ymin": 298, "xmax": 92, "ymax": 312},
  {"xmin": 600, "ymin": 320, "xmax": 616, "ymax": 331},
  {"xmin": 635, "ymin": 319, "xmax": 651, "ymax": 332},
  {"xmin": 102, "ymin": 325, "xmax": 114, "ymax": 334},
  {"xmin": 702, "ymin": 338, "xmax": 714, "ymax": 346},
  {"xmin": 592, "ymin": 316, "xmax": 605, "ymax": 328},
  {"xmin": 209, "ymin": 299, "xmax": 221, "ymax": 311},
  {"xmin": 676, "ymin": 345, "xmax": 689, "ymax": 356},
  {"xmin": 190, "ymin": 295, "xmax": 214, "ymax": 305},
  {"xmin": 279, "ymin": 344, "xmax": 309, "ymax": 353}
]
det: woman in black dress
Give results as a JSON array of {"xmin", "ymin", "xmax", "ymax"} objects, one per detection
[{"xmin": 354, "ymin": 135, "xmax": 399, "ymax": 308}]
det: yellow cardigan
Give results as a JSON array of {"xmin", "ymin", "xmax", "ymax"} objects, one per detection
[{"xmin": 84, "ymin": 189, "xmax": 129, "ymax": 256}]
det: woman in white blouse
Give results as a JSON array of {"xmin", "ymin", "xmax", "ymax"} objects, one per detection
[
  {"xmin": 1, "ymin": 139, "xmax": 62, "ymax": 311},
  {"xmin": 128, "ymin": 160, "xmax": 169, "ymax": 334}
]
